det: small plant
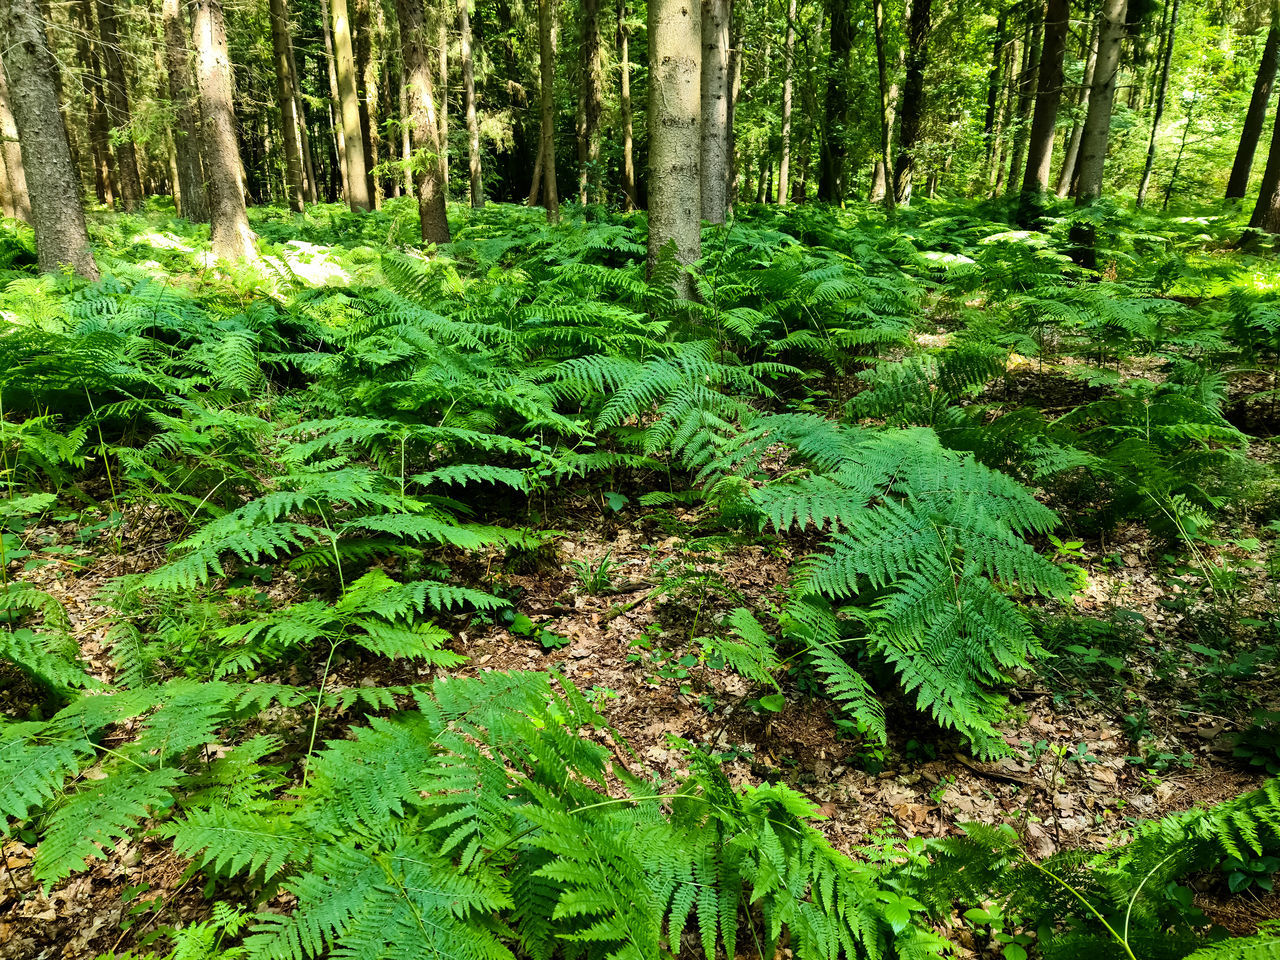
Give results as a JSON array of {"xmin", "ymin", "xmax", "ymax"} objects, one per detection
[
  {"xmin": 570, "ymin": 549, "xmax": 619, "ymax": 594},
  {"xmin": 1232, "ymin": 711, "xmax": 1280, "ymax": 776}
]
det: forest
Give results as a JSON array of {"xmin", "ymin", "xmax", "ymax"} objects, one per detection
[{"xmin": 3, "ymin": 0, "xmax": 1280, "ymax": 954}]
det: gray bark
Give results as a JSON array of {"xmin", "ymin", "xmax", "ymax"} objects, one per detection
[
  {"xmin": 96, "ymin": 0, "xmax": 143, "ymax": 210},
  {"xmin": 0, "ymin": 67, "xmax": 32, "ymax": 222},
  {"xmin": 459, "ymin": 0, "xmax": 483, "ymax": 206},
  {"xmin": 162, "ymin": 0, "xmax": 207, "ymax": 221},
  {"xmin": 700, "ymin": 0, "xmax": 730, "ymax": 222},
  {"xmin": 778, "ymin": 0, "xmax": 797, "ymax": 204},
  {"xmin": 1073, "ymin": 0, "xmax": 1127, "ymax": 205},
  {"xmin": 395, "ymin": 0, "xmax": 450, "ymax": 242},
  {"xmin": 269, "ymin": 0, "xmax": 306, "ymax": 211},
  {"xmin": 332, "ymin": 0, "xmax": 371, "ymax": 210}
]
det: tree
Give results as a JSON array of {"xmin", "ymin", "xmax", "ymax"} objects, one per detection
[
  {"xmin": 320, "ymin": 0, "xmax": 351, "ymax": 200},
  {"xmin": 96, "ymin": 0, "xmax": 144, "ymax": 210},
  {"xmin": 534, "ymin": 0, "xmax": 559, "ymax": 220},
  {"xmin": 648, "ymin": 0, "xmax": 701, "ymax": 296},
  {"xmin": 618, "ymin": 0, "xmax": 636, "ymax": 210},
  {"xmin": 193, "ymin": 0, "xmax": 256, "ymax": 259},
  {"xmin": 459, "ymin": 0, "xmax": 483, "ymax": 207},
  {"xmin": 818, "ymin": 0, "xmax": 851, "ymax": 201},
  {"xmin": 1005, "ymin": 5, "xmax": 1041, "ymax": 199},
  {"xmin": 162, "ymin": 0, "xmax": 208, "ymax": 221},
  {"xmin": 269, "ymin": 0, "xmax": 307, "ymax": 212},
  {"xmin": 1020, "ymin": 0, "xmax": 1070, "ymax": 199},
  {"xmin": 353, "ymin": 0, "xmax": 379, "ymax": 206},
  {"xmin": 700, "ymin": 0, "xmax": 731, "ymax": 222},
  {"xmin": 893, "ymin": 0, "xmax": 934, "ymax": 204},
  {"xmin": 578, "ymin": 0, "xmax": 604, "ymax": 203},
  {"xmin": 1136, "ymin": 0, "xmax": 1178, "ymax": 208},
  {"xmin": 1248, "ymin": 95, "xmax": 1280, "ymax": 234},
  {"xmin": 0, "ymin": 68, "xmax": 32, "ymax": 222},
  {"xmin": 777, "ymin": 0, "xmax": 797, "ymax": 205},
  {"xmin": 1055, "ymin": 11, "xmax": 1098, "ymax": 196},
  {"xmin": 1072, "ymin": 0, "xmax": 1128, "ymax": 265},
  {"xmin": 1226, "ymin": 0, "xmax": 1280, "ymax": 202},
  {"xmin": 396, "ymin": 0, "xmax": 450, "ymax": 242},
  {"xmin": 73, "ymin": 0, "xmax": 114, "ymax": 205},
  {"xmin": 332, "ymin": 0, "xmax": 372, "ymax": 210},
  {"xmin": 0, "ymin": 0, "xmax": 98, "ymax": 277},
  {"xmin": 872, "ymin": 0, "xmax": 896, "ymax": 217}
]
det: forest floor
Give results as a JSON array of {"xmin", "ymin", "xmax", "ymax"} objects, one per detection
[{"xmin": 2, "ymin": 436, "xmax": 1277, "ymax": 957}]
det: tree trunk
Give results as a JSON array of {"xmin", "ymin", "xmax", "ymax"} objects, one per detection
[
  {"xmin": 872, "ymin": 0, "xmax": 896, "ymax": 217},
  {"xmin": 777, "ymin": 0, "xmax": 797, "ymax": 204},
  {"xmin": 1055, "ymin": 11, "xmax": 1098, "ymax": 196},
  {"xmin": 726, "ymin": 11, "xmax": 742, "ymax": 209},
  {"xmin": 981, "ymin": 8, "xmax": 1008, "ymax": 183},
  {"xmin": 1072, "ymin": 0, "xmax": 1127, "ymax": 267},
  {"xmin": 459, "ymin": 0, "xmax": 483, "ymax": 206},
  {"xmin": 576, "ymin": 0, "xmax": 604, "ymax": 204},
  {"xmin": 73, "ymin": 0, "xmax": 113, "ymax": 205},
  {"xmin": 1005, "ymin": 10, "xmax": 1041, "ymax": 199},
  {"xmin": 395, "ymin": 0, "xmax": 450, "ymax": 242},
  {"xmin": 438, "ymin": 7, "xmax": 449, "ymax": 188},
  {"xmin": 0, "ymin": 68, "xmax": 32, "ymax": 222},
  {"xmin": 269, "ymin": 0, "xmax": 306, "ymax": 212},
  {"xmin": 618, "ymin": 0, "xmax": 636, "ymax": 209},
  {"xmin": 1227, "ymin": 0, "xmax": 1280, "ymax": 201},
  {"xmin": 818, "ymin": 0, "xmax": 851, "ymax": 201},
  {"xmin": 536, "ymin": 0, "xmax": 559, "ymax": 220},
  {"xmin": 162, "ymin": 0, "xmax": 207, "ymax": 221},
  {"xmin": 353, "ymin": 0, "xmax": 379, "ymax": 206},
  {"xmin": 193, "ymin": 0, "xmax": 255, "ymax": 259},
  {"xmin": 647, "ymin": 0, "xmax": 701, "ymax": 296},
  {"xmin": 287, "ymin": 28, "xmax": 319, "ymax": 203},
  {"xmin": 0, "ymin": 0, "xmax": 97, "ymax": 276},
  {"xmin": 96, "ymin": 0, "xmax": 143, "ymax": 210},
  {"xmin": 1136, "ymin": 0, "xmax": 1178, "ymax": 207},
  {"xmin": 1248, "ymin": 86, "xmax": 1280, "ymax": 233},
  {"xmin": 320, "ymin": 0, "xmax": 351, "ymax": 200},
  {"xmin": 1021, "ymin": 0, "xmax": 1069, "ymax": 197},
  {"xmin": 700, "ymin": 0, "xmax": 730, "ymax": 222},
  {"xmin": 893, "ymin": 0, "xmax": 933, "ymax": 204},
  {"xmin": 331, "ymin": 0, "xmax": 371, "ymax": 210},
  {"xmin": 400, "ymin": 69, "xmax": 413, "ymax": 196}
]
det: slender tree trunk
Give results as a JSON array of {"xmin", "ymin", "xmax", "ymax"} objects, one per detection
[
  {"xmin": 1161, "ymin": 76, "xmax": 1195, "ymax": 210},
  {"xmin": 437, "ymin": 4, "xmax": 448, "ymax": 187},
  {"xmin": 400, "ymin": 70, "xmax": 413, "ymax": 195},
  {"xmin": 193, "ymin": 0, "xmax": 255, "ymax": 259},
  {"xmin": 353, "ymin": 0, "xmax": 380, "ymax": 206},
  {"xmin": 394, "ymin": 0, "xmax": 449, "ymax": 242},
  {"xmin": 1055, "ymin": 11, "xmax": 1098, "ymax": 196},
  {"xmin": 73, "ymin": 0, "xmax": 113, "ymax": 204},
  {"xmin": 893, "ymin": 0, "xmax": 933, "ymax": 204},
  {"xmin": 321, "ymin": 0, "xmax": 351, "ymax": 200},
  {"xmin": 700, "ymin": 0, "xmax": 730, "ymax": 221},
  {"xmin": 162, "ymin": 0, "xmax": 207, "ymax": 221},
  {"xmin": 982, "ymin": 9, "xmax": 1008, "ymax": 181},
  {"xmin": 872, "ymin": 0, "xmax": 896, "ymax": 217},
  {"xmin": 287, "ymin": 30, "xmax": 318, "ymax": 203},
  {"xmin": 648, "ymin": 0, "xmax": 701, "ymax": 296},
  {"xmin": 332, "ymin": 0, "xmax": 371, "ymax": 210},
  {"xmin": 818, "ymin": 0, "xmax": 851, "ymax": 200},
  {"xmin": 0, "ymin": 0, "xmax": 98, "ymax": 276},
  {"xmin": 726, "ymin": 10, "xmax": 742, "ymax": 209},
  {"xmin": 527, "ymin": 132, "xmax": 544, "ymax": 205},
  {"xmin": 1248, "ymin": 86, "xmax": 1280, "ymax": 233},
  {"xmin": 536, "ymin": 0, "xmax": 559, "ymax": 219},
  {"xmin": 1136, "ymin": 0, "xmax": 1178, "ymax": 207},
  {"xmin": 777, "ymin": 0, "xmax": 797, "ymax": 204},
  {"xmin": 1021, "ymin": 0, "xmax": 1069, "ymax": 197},
  {"xmin": 0, "ymin": 69, "xmax": 32, "ymax": 222},
  {"xmin": 96, "ymin": 0, "xmax": 143, "ymax": 209},
  {"xmin": 1006, "ymin": 10, "xmax": 1041, "ymax": 198},
  {"xmin": 459, "ymin": 0, "xmax": 483, "ymax": 206},
  {"xmin": 618, "ymin": 0, "xmax": 636, "ymax": 209},
  {"xmin": 870, "ymin": 20, "xmax": 903, "ymax": 203},
  {"xmin": 269, "ymin": 0, "xmax": 306, "ymax": 212},
  {"xmin": 575, "ymin": 0, "xmax": 604, "ymax": 204},
  {"xmin": 1072, "ymin": 0, "xmax": 1127, "ymax": 266},
  {"xmin": 1227, "ymin": 0, "xmax": 1280, "ymax": 201}
]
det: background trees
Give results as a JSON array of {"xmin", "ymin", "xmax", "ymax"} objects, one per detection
[{"xmin": 5, "ymin": 0, "xmax": 1280, "ymax": 273}]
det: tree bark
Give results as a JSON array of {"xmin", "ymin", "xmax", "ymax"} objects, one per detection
[
  {"xmin": 981, "ymin": 8, "xmax": 1008, "ymax": 184},
  {"xmin": 269, "ymin": 0, "xmax": 306, "ymax": 212},
  {"xmin": 535, "ymin": 0, "xmax": 559, "ymax": 220},
  {"xmin": 648, "ymin": 0, "xmax": 701, "ymax": 296},
  {"xmin": 0, "ymin": 67, "xmax": 32, "ymax": 222},
  {"xmin": 1055, "ymin": 11, "xmax": 1098, "ymax": 196},
  {"xmin": 0, "ymin": 0, "xmax": 98, "ymax": 276},
  {"xmin": 1071, "ymin": 0, "xmax": 1127, "ymax": 267},
  {"xmin": 1248, "ymin": 86, "xmax": 1280, "ymax": 233},
  {"xmin": 618, "ymin": 0, "xmax": 636, "ymax": 209},
  {"xmin": 576, "ymin": 0, "xmax": 604, "ymax": 203},
  {"xmin": 1227, "ymin": 0, "xmax": 1280, "ymax": 201},
  {"xmin": 875, "ymin": 0, "xmax": 896, "ymax": 217},
  {"xmin": 459, "ymin": 0, "xmax": 483, "ymax": 206},
  {"xmin": 73, "ymin": 0, "xmax": 114, "ymax": 205},
  {"xmin": 1005, "ymin": 9, "xmax": 1041, "ymax": 198},
  {"xmin": 395, "ymin": 0, "xmax": 450, "ymax": 242},
  {"xmin": 320, "ymin": 0, "xmax": 351, "ymax": 200},
  {"xmin": 893, "ymin": 0, "xmax": 933, "ymax": 204},
  {"xmin": 287, "ymin": 26, "xmax": 318, "ymax": 202},
  {"xmin": 162, "ymin": 0, "xmax": 207, "ymax": 221},
  {"xmin": 700, "ymin": 0, "xmax": 730, "ymax": 221},
  {"xmin": 353, "ymin": 0, "xmax": 380, "ymax": 206},
  {"xmin": 1136, "ymin": 0, "xmax": 1178, "ymax": 207},
  {"xmin": 1021, "ymin": 0, "xmax": 1068, "ymax": 197},
  {"xmin": 193, "ymin": 0, "xmax": 255, "ymax": 259},
  {"xmin": 331, "ymin": 0, "xmax": 371, "ymax": 210},
  {"xmin": 777, "ymin": 0, "xmax": 797, "ymax": 204},
  {"xmin": 818, "ymin": 0, "xmax": 851, "ymax": 201},
  {"xmin": 96, "ymin": 0, "xmax": 143, "ymax": 209},
  {"xmin": 437, "ymin": 5, "xmax": 449, "ymax": 188}
]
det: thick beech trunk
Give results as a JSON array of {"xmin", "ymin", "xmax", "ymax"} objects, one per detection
[
  {"xmin": 0, "ymin": 0, "xmax": 98, "ymax": 276},
  {"xmin": 699, "ymin": 0, "xmax": 731, "ymax": 221},
  {"xmin": 395, "ymin": 0, "xmax": 450, "ymax": 242},
  {"xmin": 647, "ymin": 0, "xmax": 701, "ymax": 296},
  {"xmin": 1227, "ymin": 0, "xmax": 1280, "ymax": 201},
  {"xmin": 193, "ymin": 0, "xmax": 256, "ymax": 259}
]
